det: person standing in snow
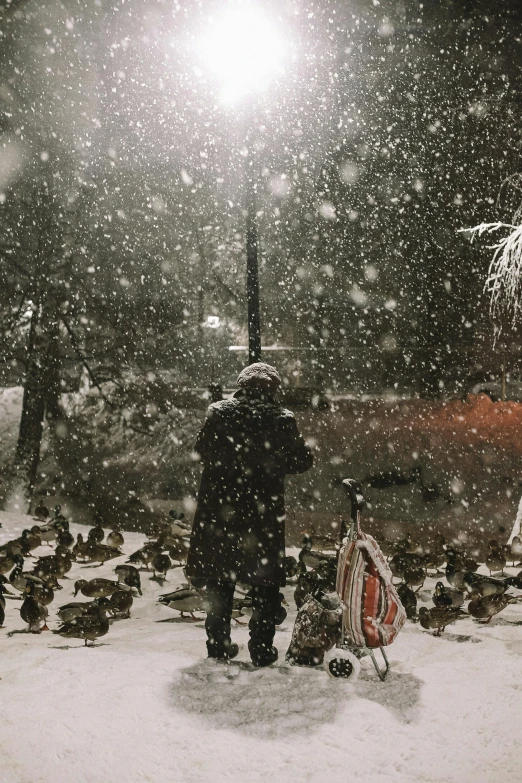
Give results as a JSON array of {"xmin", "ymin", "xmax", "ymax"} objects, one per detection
[{"xmin": 186, "ymin": 362, "xmax": 313, "ymax": 666}]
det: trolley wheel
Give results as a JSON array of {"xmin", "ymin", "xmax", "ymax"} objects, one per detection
[{"xmin": 324, "ymin": 648, "xmax": 361, "ymax": 681}]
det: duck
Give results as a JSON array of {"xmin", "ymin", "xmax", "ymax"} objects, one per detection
[
  {"xmin": 403, "ymin": 564, "xmax": 426, "ymax": 592},
  {"xmin": 9, "ymin": 556, "xmax": 46, "ymax": 593},
  {"xmin": 107, "ymin": 528, "xmax": 124, "ymax": 549},
  {"xmin": 509, "ymin": 536, "xmax": 522, "ymax": 567},
  {"xmin": 422, "ymin": 548, "xmax": 446, "ymax": 574},
  {"xmin": 157, "ymin": 586, "xmax": 207, "ymax": 619},
  {"xmin": 20, "ymin": 581, "xmax": 49, "ymax": 632},
  {"xmin": 294, "ymin": 569, "xmax": 322, "ymax": 609},
  {"xmin": 34, "ymin": 502, "xmax": 50, "ymax": 520},
  {"xmin": 74, "ymin": 578, "xmax": 123, "ymax": 598},
  {"xmin": 114, "ymin": 564, "xmax": 142, "ymax": 595},
  {"xmin": 0, "ymin": 581, "xmax": 13, "ymax": 627},
  {"xmin": 8, "ymin": 531, "xmax": 34, "ymax": 558},
  {"xmin": 36, "ymin": 523, "xmax": 57, "ymax": 547},
  {"xmin": 32, "ymin": 547, "xmax": 73, "ymax": 579},
  {"xmin": 432, "ymin": 581, "xmax": 465, "ymax": 608},
  {"xmin": 126, "ymin": 542, "xmax": 161, "ymax": 570},
  {"xmin": 0, "ymin": 548, "xmax": 16, "ymax": 576},
  {"xmin": 418, "ymin": 606, "xmax": 467, "ymax": 636},
  {"xmin": 485, "ymin": 541, "xmax": 506, "ymax": 575},
  {"xmin": 81, "ymin": 542, "xmax": 124, "ymax": 565},
  {"xmin": 167, "ymin": 510, "xmax": 191, "ymax": 537},
  {"xmin": 56, "ymin": 525, "xmax": 75, "ymax": 550},
  {"xmin": 51, "ymin": 505, "xmax": 69, "ymax": 526},
  {"xmin": 106, "ymin": 590, "xmax": 133, "ymax": 619},
  {"xmin": 283, "ymin": 555, "xmax": 299, "ymax": 580},
  {"xmin": 87, "ymin": 522, "xmax": 105, "ymax": 544},
  {"xmin": 397, "ymin": 583, "xmax": 417, "ymax": 620},
  {"xmin": 151, "ymin": 552, "xmax": 172, "ymax": 581},
  {"xmin": 53, "ymin": 602, "xmax": 110, "ymax": 646},
  {"xmin": 445, "ymin": 549, "xmax": 466, "ymax": 590},
  {"xmin": 298, "ymin": 536, "xmax": 336, "ymax": 571},
  {"xmin": 31, "ymin": 581, "xmax": 55, "ymax": 607},
  {"xmin": 463, "ymin": 571, "xmax": 510, "ymax": 598},
  {"xmin": 389, "ymin": 551, "xmax": 413, "ymax": 583},
  {"xmin": 57, "ymin": 600, "xmax": 101, "ymax": 624},
  {"xmin": 468, "ymin": 592, "xmax": 518, "ymax": 623},
  {"xmin": 231, "ymin": 592, "xmax": 253, "ymax": 624},
  {"xmin": 72, "ymin": 533, "xmax": 89, "ymax": 561},
  {"xmin": 168, "ymin": 537, "xmax": 190, "ymax": 566}
]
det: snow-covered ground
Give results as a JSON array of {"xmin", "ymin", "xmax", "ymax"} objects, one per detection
[{"xmin": 1, "ymin": 510, "xmax": 522, "ymax": 783}]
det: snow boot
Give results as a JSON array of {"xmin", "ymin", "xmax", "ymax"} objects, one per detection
[
  {"xmin": 249, "ymin": 642, "xmax": 278, "ymax": 667},
  {"xmin": 207, "ymin": 641, "xmax": 239, "ymax": 662}
]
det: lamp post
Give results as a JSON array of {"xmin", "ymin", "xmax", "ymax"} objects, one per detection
[{"xmin": 197, "ymin": 4, "xmax": 288, "ymax": 365}]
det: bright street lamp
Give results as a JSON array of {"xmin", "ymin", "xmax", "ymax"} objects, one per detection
[
  {"xmin": 197, "ymin": 5, "xmax": 287, "ymax": 106},
  {"xmin": 196, "ymin": 3, "xmax": 289, "ymax": 364}
]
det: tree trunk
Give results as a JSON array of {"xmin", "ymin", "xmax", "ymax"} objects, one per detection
[{"xmin": 5, "ymin": 307, "xmax": 47, "ymax": 512}]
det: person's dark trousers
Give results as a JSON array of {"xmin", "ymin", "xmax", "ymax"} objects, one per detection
[
  {"xmin": 248, "ymin": 584, "xmax": 280, "ymax": 659},
  {"xmin": 205, "ymin": 580, "xmax": 236, "ymax": 658}
]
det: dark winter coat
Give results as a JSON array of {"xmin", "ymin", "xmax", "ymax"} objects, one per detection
[{"xmin": 186, "ymin": 388, "xmax": 313, "ymax": 586}]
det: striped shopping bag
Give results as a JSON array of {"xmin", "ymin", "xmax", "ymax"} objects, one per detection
[{"xmin": 336, "ymin": 521, "xmax": 406, "ymax": 649}]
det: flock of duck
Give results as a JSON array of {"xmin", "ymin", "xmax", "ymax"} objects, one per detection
[
  {"xmin": 2, "ymin": 505, "xmax": 522, "ymax": 647},
  {"xmin": 293, "ymin": 531, "xmax": 522, "ymax": 636},
  {"xmin": 0, "ymin": 505, "xmax": 198, "ymax": 645}
]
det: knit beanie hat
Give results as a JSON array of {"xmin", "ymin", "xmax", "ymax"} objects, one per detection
[{"xmin": 236, "ymin": 362, "xmax": 282, "ymax": 394}]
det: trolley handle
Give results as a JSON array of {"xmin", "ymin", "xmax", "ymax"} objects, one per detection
[{"xmin": 340, "ymin": 479, "xmax": 365, "ymax": 542}]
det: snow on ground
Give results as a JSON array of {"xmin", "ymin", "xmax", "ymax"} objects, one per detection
[{"xmin": 1, "ymin": 510, "xmax": 522, "ymax": 783}]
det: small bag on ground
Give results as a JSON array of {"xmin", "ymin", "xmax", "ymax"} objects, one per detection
[{"xmin": 286, "ymin": 592, "xmax": 341, "ymax": 666}]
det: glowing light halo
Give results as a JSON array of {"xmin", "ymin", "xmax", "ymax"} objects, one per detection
[{"xmin": 196, "ymin": 3, "xmax": 288, "ymax": 105}]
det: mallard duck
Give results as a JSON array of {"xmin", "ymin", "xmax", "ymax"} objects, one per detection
[
  {"xmin": 418, "ymin": 606, "xmax": 467, "ymax": 636},
  {"xmin": 168, "ymin": 537, "xmax": 190, "ymax": 566},
  {"xmin": 72, "ymin": 533, "xmax": 89, "ymax": 561},
  {"xmin": 107, "ymin": 528, "xmax": 124, "ymax": 549},
  {"xmin": 485, "ymin": 541, "xmax": 506, "ymax": 575},
  {"xmin": 31, "ymin": 581, "xmax": 55, "ymax": 607},
  {"xmin": 53, "ymin": 603, "xmax": 110, "ymax": 646},
  {"xmin": 0, "ymin": 581, "xmax": 13, "ymax": 627},
  {"xmin": 468, "ymin": 592, "xmax": 518, "ymax": 623},
  {"xmin": 37, "ymin": 523, "xmax": 57, "ymax": 547},
  {"xmin": 9, "ymin": 556, "xmax": 46, "ymax": 593},
  {"xmin": 151, "ymin": 552, "xmax": 172, "ymax": 580},
  {"xmin": 34, "ymin": 502, "xmax": 50, "ymax": 520},
  {"xmin": 20, "ymin": 581, "xmax": 49, "ymax": 632},
  {"xmin": 87, "ymin": 523, "xmax": 105, "ymax": 544},
  {"xmin": 33, "ymin": 547, "xmax": 73, "ymax": 579},
  {"xmin": 432, "ymin": 581, "xmax": 465, "ymax": 608},
  {"xmin": 294, "ymin": 569, "xmax": 321, "ymax": 609},
  {"xmin": 8, "ymin": 531, "xmax": 34, "ymax": 557},
  {"xmin": 0, "ymin": 548, "xmax": 16, "ymax": 576},
  {"xmin": 445, "ymin": 550, "xmax": 466, "ymax": 590},
  {"xmin": 56, "ymin": 525, "xmax": 75, "ymax": 549},
  {"xmin": 106, "ymin": 590, "xmax": 133, "ymax": 619},
  {"xmin": 509, "ymin": 536, "xmax": 522, "ymax": 567},
  {"xmin": 231, "ymin": 591, "xmax": 253, "ymax": 624},
  {"xmin": 114, "ymin": 564, "xmax": 142, "ymax": 595},
  {"xmin": 403, "ymin": 565, "xmax": 426, "ymax": 592},
  {"xmin": 168, "ymin": 510, "xmax": 191, "ymax": 537},
  {"xmin": 158, "ymin": 586, "xmax": 206, "ymax": 619},
  {"xmin": 298, "ymin": 538, "xmax": 336, "ymax": 572},
  {"xmin": 422, "ymin": 549, "xmax": 446, "ymax": 574},
  {"xmin": 57, "ymin": 600, "xmax": 100, "ymax": 624},
  {"xmin": 284, "ymin": 555, "xmax": 299, "ymax": 580},
  {"xmin": 397, "ymin": 583, "xmax": 417, "ymax": 620},
  {"xmin": 74, "ymin": 578, "xmax": 123, "ymax": 598},
  {"xmin": 81, "ymin": 542, "xmax": 124, "ymax": 565},
  {"xmin": 463, "ymin": 572, "xmax": 510, "ymax": 598},
  {"xmin": 389, "ymin": 548, "xmax": 416, "ymax": 582},
  {"xmin": 126, "ymin": 542, "xmax": 161, "ymax": 570}
]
